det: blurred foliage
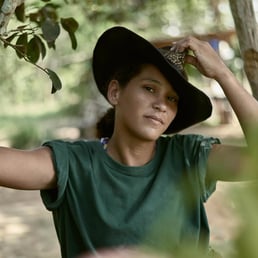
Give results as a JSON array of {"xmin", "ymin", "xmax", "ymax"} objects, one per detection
[{"xmin": 9, "ymin": 122, "xmax": 41, "ymax": 148}]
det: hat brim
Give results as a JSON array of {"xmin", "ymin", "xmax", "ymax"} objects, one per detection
[{"xmin": 92, "ymin": 26, "xmax": 212, "ymax": 134}]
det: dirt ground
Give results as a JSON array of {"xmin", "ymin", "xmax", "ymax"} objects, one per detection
[{"xmin": 0, "ymin": 122, "xmax": 246, "ymax": 258}]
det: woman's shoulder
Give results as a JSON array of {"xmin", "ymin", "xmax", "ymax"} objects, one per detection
[
  {"xmin": 159, "ymin": 133, "xmax": 208, "ymax": 144},
  {"xmin": 158, "ymin": 133, "xmax": 220, "ymax": 152},
  {"xmin": 42, "ymin": 138, "xmax": 101, "ymax": 153},
  {"xmin": 160, "ymin": 133, "xmax": 219, "ymax": 142}
]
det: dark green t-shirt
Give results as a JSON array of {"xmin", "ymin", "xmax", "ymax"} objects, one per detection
[{"xmin": 41, "ymin": 134, "xmax": 220, "ymax": 258}]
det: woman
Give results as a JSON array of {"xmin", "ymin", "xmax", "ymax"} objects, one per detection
[{"xmin": 0, "ymin": 26, "xmax": 257, "ymax": 258}]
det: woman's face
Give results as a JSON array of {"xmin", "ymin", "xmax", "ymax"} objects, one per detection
[{"xmin": 109, "ymin": 64, "xmax": 178, "ymax": 141}]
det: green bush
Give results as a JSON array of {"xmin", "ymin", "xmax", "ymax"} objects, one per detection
[{"xmin": 10, "ymin": 122, "xmax": 41, "ymax": 149}]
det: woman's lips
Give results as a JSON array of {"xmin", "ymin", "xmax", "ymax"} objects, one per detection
[{"xmin": 144, "ymin": 115, "xmax": 164, "ymax": 125}]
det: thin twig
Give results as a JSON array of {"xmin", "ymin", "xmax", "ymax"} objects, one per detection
[{"xmin": 0, "ymin": 35, "xmax": 49, "ymax": 74}]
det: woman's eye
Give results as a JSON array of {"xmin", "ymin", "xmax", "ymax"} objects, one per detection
[
  {"xmin": 168, "ymin": 96, "xmax": 178, "ymax": 103},
  {"xmin": 144, "ymin": 86, "xmax": 154, "ymax": 93}
]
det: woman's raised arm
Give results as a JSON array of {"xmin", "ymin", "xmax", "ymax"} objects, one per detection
[{"xmin": 174, "ymin": 36, "xmax": 258, "ymax": 181}]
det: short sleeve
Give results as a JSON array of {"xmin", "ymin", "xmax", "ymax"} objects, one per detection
[
  {"xmin": 40, "ymin": 140, "xmax": 69, "ymax": 210},
  {"xmin": 179, "ymin": 134, "xmax": 221, "ymax": 202},
  {"xmin": 196, "ymin": 136, "xmax": 221, "ymax": 202}
]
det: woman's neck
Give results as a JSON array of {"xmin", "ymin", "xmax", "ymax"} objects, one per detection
[{"xmin": 106, "ymin": 135, "xmax": 157, "ymax": 166}]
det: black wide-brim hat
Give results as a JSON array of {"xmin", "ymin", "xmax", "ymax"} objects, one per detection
[{"xmin": 92, "ymin": 26, "xmax": 212, "ymax": 134}]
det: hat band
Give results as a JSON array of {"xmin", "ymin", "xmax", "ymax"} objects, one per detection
[{"xmin": 163, "ymin": 48, "xmax": 186, "ymax": 72}]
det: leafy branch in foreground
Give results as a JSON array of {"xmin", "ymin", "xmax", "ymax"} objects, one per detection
[
  {"xmin": 0, "ymin": 0, "xmax": 79, "ymax": 94},
  {"xmin": 0, "ymin": 33, "xmax": 62, "ymax": 93}
]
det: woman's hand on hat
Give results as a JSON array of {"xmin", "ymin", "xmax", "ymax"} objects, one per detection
[{"xmin": 172, "ymin": 36, "xmax": 229, "ymax": 81}]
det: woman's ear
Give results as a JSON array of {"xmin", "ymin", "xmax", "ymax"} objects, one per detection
[{"xmin": 107, "ymin": 80, "xmax": 120, "ymax": 105}]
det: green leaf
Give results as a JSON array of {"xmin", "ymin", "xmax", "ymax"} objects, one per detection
[
  {"xmin": 14, "ymin": 3, "xmax": 25, "ymax": 22},
  {"xmin": 4, "ymin": 32, "xmax": 18, "ymax": 48},
  {"xmin": 61, "ymin": 17, "xmax": 79, "ymax": 33},
  {"xmin": 69, "ymin": 31, "xmax": 77, "ymax": 50},
  {"xmin": 27, "ymin": 37, "xmax": 40, "ymax": 63},
  {"xmin": 47, "ymin": 41, "xmax": 56, "ymax": 50},
  {"xmin": 15, "ymin": 33, "xmax": 28, "ymax": 58},
  {"xmin": 41, "ymin": 19, "xmax": 60, "ymax": 43},
  {"xmin": 29, "ymin": 12, "xmax": 41, "ymax": 24},
  {"xmin": 41, "ymin": 4, "xmax": 59, "ymax": 20},
  {"xmin": 34, "ymin": 35, "xmax": 47, "ymax": 59},
  {"xmin": 61, "ymin": 18, "xmax": 79, "ymax": 50},
  {"xmin": 45, "ymin": 68, "xmax": 62, "ymax": 94}
]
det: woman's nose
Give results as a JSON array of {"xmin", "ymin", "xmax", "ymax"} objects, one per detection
[{"xmin": 152, "ymin": 99, "xmax": 166, "ymax": 112}]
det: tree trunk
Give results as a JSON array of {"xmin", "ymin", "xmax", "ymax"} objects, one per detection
[
  {"xmin": 0, "ymin": 0, "xmax": 24, "ymax": 35},
  {"xmin": 229, "ymin": 0, "xmax": 258, "ymax": 100}
]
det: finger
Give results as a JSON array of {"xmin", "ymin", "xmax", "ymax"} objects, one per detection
[
  {"xmin": 184, "ymin": 54, "xmax": 207, "ymax": 75},
  {"xmin": 172, "ymin": 36, "xmax": 198, "ymax": 52},
  {"xmin": 184, "ymin": 54, "xmax": 199, "ymax": 67}
]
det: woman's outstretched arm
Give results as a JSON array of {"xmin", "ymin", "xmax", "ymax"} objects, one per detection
[{"xmin": 0, "ymin": 146, "xmax": 57, "ymax": 190}]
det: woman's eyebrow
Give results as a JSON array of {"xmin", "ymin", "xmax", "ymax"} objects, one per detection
[
  {"xmin": 141, "ymin": 78, "xmax": 178, "ymax": 96},
  {"xmin": 141, "ymin": 78, "xmax": 161, "ymax": 84}
]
